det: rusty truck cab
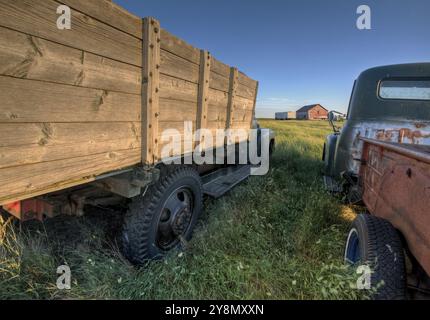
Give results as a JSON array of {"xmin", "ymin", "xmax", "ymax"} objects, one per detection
[{"xmin": 324, "ymin": 63, "xmax": 430, "ymax": 194}]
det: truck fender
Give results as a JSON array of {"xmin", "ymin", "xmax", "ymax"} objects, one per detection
[{"xmin": 323, "ymin": 133, "xmax": 339, "ymax": 176}]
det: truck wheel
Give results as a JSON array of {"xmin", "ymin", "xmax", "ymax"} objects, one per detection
[
  {"xmin": 121, "ymin": 166, "xmax": 203, "ymax": 265},
  {"xmin": 344, "ymin": 214, "xmax": 406, "ymax": 300}
]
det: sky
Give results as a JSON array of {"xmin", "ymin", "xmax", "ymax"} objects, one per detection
[{"xmin": 114, "ymin": 0, "xmax": 430, "ymax": 118}]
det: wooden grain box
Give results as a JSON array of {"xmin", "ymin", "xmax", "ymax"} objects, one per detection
[{"xmin": 0, "ymin": 0, "xmax": 258, "ymax": 205}]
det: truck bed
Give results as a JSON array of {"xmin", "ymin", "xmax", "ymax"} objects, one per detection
[
  {"xmin": 0, "ymin": 0, "xmax": 258, "ymax": 205},
  {"xmin": 360, "ymin": 137, "xmax": 430, "ymax": 276}
]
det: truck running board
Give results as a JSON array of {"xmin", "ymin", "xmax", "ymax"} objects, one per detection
[{"xmin": 202, "ymin": 165, "xmax": 251, "ymax": 199}]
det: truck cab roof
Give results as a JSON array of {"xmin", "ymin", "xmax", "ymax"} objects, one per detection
[{"xmin": 348, "ymin": 63, "xmax": 430, "ymax": 121}]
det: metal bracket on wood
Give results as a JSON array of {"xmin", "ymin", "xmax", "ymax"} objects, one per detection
[
  {"xmin": 92, "ymin": 166, "xmax": 160, "ymax": 198},
  {"xmin": 131, "ymin": 166, "xmax": 160, "ymax": 187},
  {"xmin": 142, "ymin": 17, "xmax": 161, "ymax": 164}
]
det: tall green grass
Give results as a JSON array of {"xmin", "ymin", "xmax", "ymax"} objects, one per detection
[{"xmin": 0, "ymin": 120, "xmax": 365, "ymax": 300}]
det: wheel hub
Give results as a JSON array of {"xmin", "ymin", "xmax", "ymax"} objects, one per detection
[
  {"xmin": 171, "ymin": 207, "xmax": 192, "ymax": 236},
  {"xmin": 157, "ymin": 187, "xmax": 194, "ymax": 250}
]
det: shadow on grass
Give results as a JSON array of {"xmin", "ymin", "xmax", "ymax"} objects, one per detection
[{"xmin": 0, "ymin": 125, "xmax": 365, "ymax": 300}]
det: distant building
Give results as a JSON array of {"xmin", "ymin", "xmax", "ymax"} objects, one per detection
[
  {"xmin": 275, "ymin": 111, "xmax": 296, "ymax": 120},
  {"xmin": 296, "ymin": 104, "xmax": 328, "ymax": 120}
]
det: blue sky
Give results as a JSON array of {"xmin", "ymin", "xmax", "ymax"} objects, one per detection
[{"xmin": 114, "ymin": 0, "xmax": 430, "ymax": 118}]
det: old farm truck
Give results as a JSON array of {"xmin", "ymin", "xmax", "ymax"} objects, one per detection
[
  {"xmin": 324, "ymin": 63, "xmax": 430, "ymax": 299},
  {"xmin": 0, "ymin": 1, "xmax": 274, "ymax": 264}
]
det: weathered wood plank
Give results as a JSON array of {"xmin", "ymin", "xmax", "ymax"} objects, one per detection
[
  {"xmin": 196, "ymin": 50, "xmax": 212, "ymax": 150},
  {"xmin": 0, "ymin": 26, "xmax": 141, "ymax": 94},
  {"xmin": 159, "ymin": 74, "xmax": 198, "ymax": 103},
  {"xmin": 0, "ymin": 122, "xmax": 141, "ymax": 168},
  {"xmin": 159, "ymin": 98, "xmax": 197, "ymax": 122},
  {"xmin": 141, "ymin": 17, "xmax": 161, "ymax": 164},
  {"xmin": 238, "ymin": 71, "xmax": 258, "ymax": 90},
  {"xmin": 209, "ymin": 71, "xmax": 229, "ymax": 93},
  {"xmin": 0, "ymin": 122, "xmax": 140, "ymax": 147},
  {"xmin": 207, "ymin": 121, "xmax": 228, "ymax": 129},
  {"xmin": 208, "ymin": 88, "xmax": 229, "ymax": 105},
  {"xmin": 0, "ymin": 76, "xmax": 140, "ymax": 122},
  {"xmin": 237, "ymin": 83, "xmax": 256, "ymax": 100},
  {"xmin": 158, "ymin": 137, "xmax": 195, "ymax": 159},
  {"xmin": 226, "ymin": 68, "xmax": 239, "ymax": 129},
  {"xmin": 212, "ymin": 58, "xmax": 257, "ymax": 90},
  {"xmin": 160, "ymin": 29, "xmax": 200, "ymax": 65},
  {"xmin": 211, "ymin": 57, "xmax": 230, "ymax": 78},
  {"xmin": 232, "ymin": 109, "xmax": 253, "ymax": 122},
  {"xmin": 207, "ymin": 89, "xmax": 228, "ymax": 124},
  {"xmin": 58, "ymin": 0, "xmax": 142, "ymax": 38},
  {"xmin": 158, "ymin": 121, "xmax": 197, "ymax": 137},
  {"xmin": 250, "ymin": 81, "xmax": 259, "ymax": 128},
  {"xmin": 160, "ymin": 49, "xmax": 199, "ymax": 83},
  {"xmin": 230, "ymin": 121, "xmax": 254, "ymax": 129},
  {"xmin": 0, "ymin": 0, "xmax": 141, "ymax": 66},
  {"xmin": 196, "ymin": 50, "xmax": 211, "ymax": 149},
  {"xmin": 234, "ymin": 95, "xmax": 255, "ymax": 111},
  {"xmin": 208, "ymin": 106, "xmax": 227, "ymax": 123},
  {"xmin": 0, "ymin": 148, "xmax": 141, "ymax": 205}
]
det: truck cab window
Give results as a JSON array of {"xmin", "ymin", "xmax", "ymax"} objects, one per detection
[{"xmin": 379, "ymin": 79, "xmax": 430, "ymax": 100}]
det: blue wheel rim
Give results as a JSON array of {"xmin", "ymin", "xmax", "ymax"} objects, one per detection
[{"xmin": 345, "ymin": 228, "xmax": 361, "ymax": 265}]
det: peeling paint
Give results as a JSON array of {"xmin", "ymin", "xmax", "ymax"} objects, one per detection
[{"xmin": 346, "ymin": 121, "xmax": 430, "ymax": 175}]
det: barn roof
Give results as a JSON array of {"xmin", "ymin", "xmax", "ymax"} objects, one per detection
[{"xmin": 296, "ymin": 104, "xmax": 328, "ymax": 113}]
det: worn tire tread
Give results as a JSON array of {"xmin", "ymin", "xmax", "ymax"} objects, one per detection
[
  {"xmin": 353, "ymin": 214, "xmax": 406, "ymax": 300},
  {"xmin": 121, "ymin": 166, "xmax": 202, "ymax": 265}
]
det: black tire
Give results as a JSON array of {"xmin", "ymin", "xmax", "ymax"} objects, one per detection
[
  {"xmin": 121, "ymin": 166, "xmax": 203, "ymax": 265},
  {"xmin": 269, "ymin": 139, "xmax": 275, "ymax": 158},
  {"xmin": 344, "ymin": 214, "xmax": 406, "ymax": 300}
]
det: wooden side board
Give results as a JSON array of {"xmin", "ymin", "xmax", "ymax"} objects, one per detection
[
  {"xmin": 57, "ymin": 0, "xmax": 143, "ymax": 38},
  {"xmin": 0, "ymin": 0, "xmax": 143, "ymax": 205},
  {"xmin": 0, "ymin": 0, "xmax": 259, "ymax": 205},
  {"xmin": 0, "ymin": 26, "xmax": 141, "ymax": 95},
  {"xmin": 0, "ymin": 122, "xmax": 141, "ymax": 169},
  {"xmin": 161, "ymin": 29, "xmax": 201, "ymax": 65},
  {"xmin": 0, "ymin": 76, "xmax": 141, "ymax": 122},
  {"xmin": 0, "ymin": 0, "xmax": 142, "ymax": 66},
  {"xmin": 0, "ymin": 148, "xmax": 141, "ymax": 205}
]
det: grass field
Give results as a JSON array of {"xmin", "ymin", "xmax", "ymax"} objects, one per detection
[{"xmin": 0, "ymin": 120, "xmax": 364, "ymax": 300}]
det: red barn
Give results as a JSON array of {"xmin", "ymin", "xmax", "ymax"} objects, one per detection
[{"xmin": 296, "ymin": 104, "xmax": 329, "ymax": 120}]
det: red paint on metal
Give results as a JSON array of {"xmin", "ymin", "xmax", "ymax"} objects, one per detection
[
  {"xmin": 2, "ymin": 199, "xmax": 56, "ymax": 221},
  {"xmin": 3, "ymin": 201, "xmax": 21, "ymax": 218}
]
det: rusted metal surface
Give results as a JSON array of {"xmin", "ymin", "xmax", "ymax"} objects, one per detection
[
  {"xmin": 360, "ymin": 138, "xmax": 430, "ymax": 276},
  {"xmin": 2, "ymin": 198, "xmax": 58, "ymax": 221},
  {"xmin": 1, "ymin": 186, "xmax": 123, "ymax": 221},
  {"xmin": 344, "ymin": 121, "xmax": 430, "ymax": 175}
]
